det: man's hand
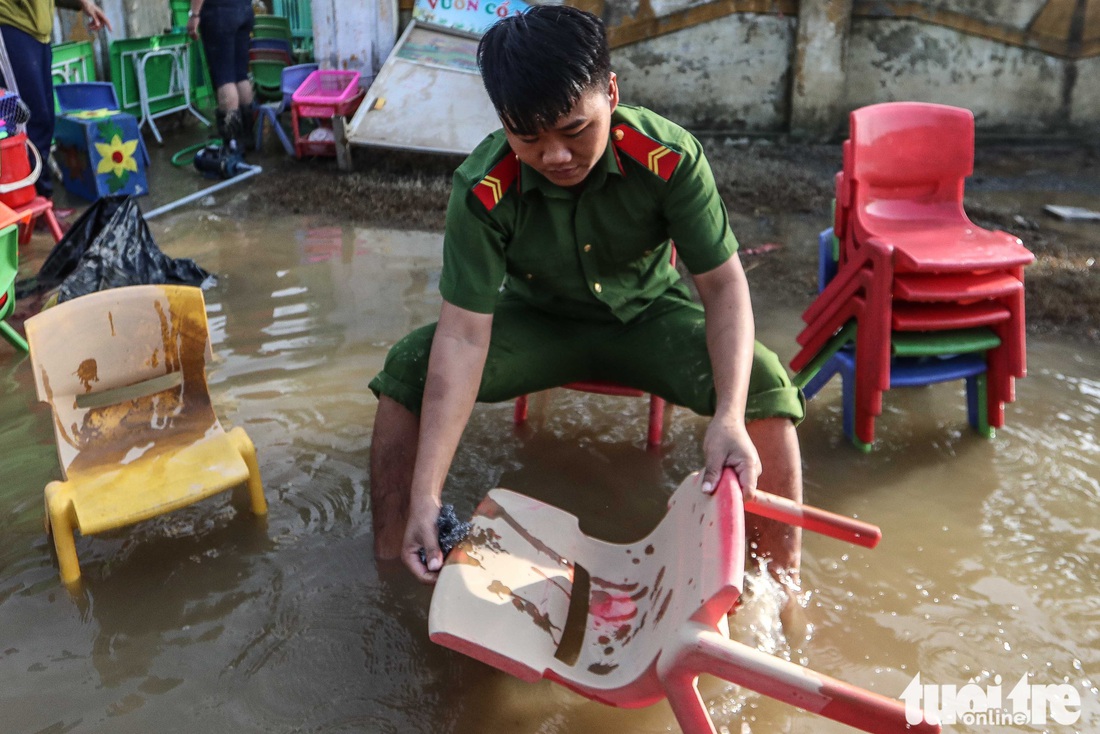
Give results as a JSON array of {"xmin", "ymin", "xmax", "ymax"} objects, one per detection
[
  {"xmin": 79, "ymin": 0, "xmax": 112, "ymax": 32},
  {"xmin": 402, "ymin": 494, "xmax": 443, "ymax": 584},
  {"xmin": 186, "ymin": 14, "xmax": 200, "ymax": 40},
  {"xmin": 700, "ymin": 411, "xmax": 760, "ymax": 499}
]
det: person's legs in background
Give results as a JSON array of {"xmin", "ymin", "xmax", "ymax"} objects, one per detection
[
  {"xmin": 0, "ymin": 24, "xmax": 55, "ymax": 198},
  {"xmin": 199, "ymin": 2, "xmax": 255, "ymax": 153}
]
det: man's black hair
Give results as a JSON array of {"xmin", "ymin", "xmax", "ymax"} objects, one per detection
[{"xmin": 477, "ymin": 5, "xmax": 611, "ymax": 137}]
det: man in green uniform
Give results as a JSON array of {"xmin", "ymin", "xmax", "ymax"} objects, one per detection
[{"xmin": 369, "ymin": 5, "xmax": 806, "ymax": 589}]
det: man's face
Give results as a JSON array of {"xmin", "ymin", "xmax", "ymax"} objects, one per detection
[{"xmin": 503, "ymin": 74, "xmax": 619, "ymax": 189}]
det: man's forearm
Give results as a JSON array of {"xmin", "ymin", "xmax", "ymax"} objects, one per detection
[
  {"xmin": 696, "ymin": 256, "xmax": 755, "ymax": 419},
  {"xmin": 408, "ymin": 303, "xmax": 493, "ymax": 506}
]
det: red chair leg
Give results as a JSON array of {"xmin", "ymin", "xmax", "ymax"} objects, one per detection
[
  {"xmin": 43, "ymin": 207, "xmax": 64, "ymax": 243},
  {"xmin": 17, "ymin": 218, "xmax": 34, "ymax": 247},
  {"xmin": 514, "ymin": 395, "xmax": 529, "ymax": 425},
  {"xmin": 647, "ymin": 394, "xmax": 665, "ymax": 447}
]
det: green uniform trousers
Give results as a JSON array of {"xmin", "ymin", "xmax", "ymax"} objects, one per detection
[{"xmin": 369, "ymin": 286, "xmax": 805, "ymax": 423}]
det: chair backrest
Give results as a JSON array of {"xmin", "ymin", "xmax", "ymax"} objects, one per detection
[
  {"xmin": 252, "ymin": 24, "xmax": 292, "ymax": 42},
  {"xmin": 281, "ymin": 62, "xmax": 318, "ymax": 96},
  {"xmin": 254, "ymin": 15, "xmax": 292, "ymax": 33},
  {"xmin": 54, "ymin": 82, "xmax": 120, "ymax": 114},
  {"xmin": 249, "ymin": 48, "xmax": 292, "ymax": 65},
  {"xmin": 430, "ymin": 470, "xmax": 744, "ymax": 707},
  {"xmin": 250, "ymin": 58, "xmax": 288, "ymax": 89},
  {"xmin": 24, "ymin": 285, "xmax": 217, "ymax": 477},
  {"xmin": 849, "ymin": 102, "xmax": 973, "ymax": 199},
  {"xmin": 251, "ymin": 36, "xmax": 293, "ymax": 56}
]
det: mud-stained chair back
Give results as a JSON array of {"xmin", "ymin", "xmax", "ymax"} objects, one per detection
[{"xmin": 25, "ymin": 284, "xmax": 267, "ymax": 584}]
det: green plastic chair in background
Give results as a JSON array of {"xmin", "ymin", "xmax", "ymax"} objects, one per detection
[
  {"xmin": 250, "ymin": 58, "xmax": 288, "ymax": 102},
  {"xmin": 0, "ymin": 215, "xmax": 29, "ymax": 353},
  {"xmin": 254, "ymin": 15, "xmax": 292, "ymax": 36},
  {"xmin": 252, "ymin": 23, "xmax": 292, "ymax": 44}
]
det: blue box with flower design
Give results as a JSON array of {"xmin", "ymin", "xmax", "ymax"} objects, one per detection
[{"xmin": 54, "ymin": 110, "xmax": 149, "ymax": 201}]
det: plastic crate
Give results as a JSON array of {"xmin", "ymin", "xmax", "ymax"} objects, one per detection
[
  {"xmin": 292, "ymin": 69, "xmax": 361, "ymax": 117},
  {"xmin": 55, "ymin": 82, "xmax": 120, "ymax": 114}
]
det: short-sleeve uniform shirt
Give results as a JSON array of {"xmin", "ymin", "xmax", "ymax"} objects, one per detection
[{"xmin": 438, "ymin": 104, "xmax": 739, "ymax": 323}]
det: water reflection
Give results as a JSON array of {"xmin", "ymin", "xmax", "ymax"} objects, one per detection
[{"xmin": 0, "ymin": 214, "xmax": 1096, "ymax": 732}]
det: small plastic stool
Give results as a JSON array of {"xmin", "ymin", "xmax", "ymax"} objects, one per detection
[{"xmin": 16, "ymin": 196, "xmax": 64, "ymax": 246}]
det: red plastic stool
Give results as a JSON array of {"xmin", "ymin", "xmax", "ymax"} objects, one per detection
[
  {"xmin": 514, "ymin": 381, "xmax": 667, "ymax": 448},
  {"xmin": 15, "ymin": 196, "xmax": 64, "ymax": 246}
]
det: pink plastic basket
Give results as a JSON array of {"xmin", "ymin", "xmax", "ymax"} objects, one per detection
[{"xmin": 292, "ymin": 69, "xmax": 361, "ymax": 117}]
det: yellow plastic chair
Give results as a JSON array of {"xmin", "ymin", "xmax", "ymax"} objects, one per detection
[{"xmin": 25, "ymin": 285, "xmax": 267, "ymax": 584}]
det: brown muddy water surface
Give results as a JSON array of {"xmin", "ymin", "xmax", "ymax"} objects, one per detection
[{"xmin": 1, "ymin": 201, "xmax": 1097, "ymax": 733}]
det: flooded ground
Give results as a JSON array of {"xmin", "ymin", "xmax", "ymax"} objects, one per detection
[{"xmin": 1, "ymin": 150, "xmax": 1098, "ymax": 733}]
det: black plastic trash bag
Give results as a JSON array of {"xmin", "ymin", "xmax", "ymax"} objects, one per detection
[{"xmin": 17, "ymin": 195, "xmax": 214, "ymax": 303}]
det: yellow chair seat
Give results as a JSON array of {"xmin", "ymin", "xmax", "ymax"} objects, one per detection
[{"xmin": 54, "ymin": 428, "xmax": 251, "ymax": 535}]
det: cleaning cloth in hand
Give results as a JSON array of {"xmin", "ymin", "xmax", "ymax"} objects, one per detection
[{"xmin": 418, "ymin": 504, "xmax": 472, "ymax": 566}]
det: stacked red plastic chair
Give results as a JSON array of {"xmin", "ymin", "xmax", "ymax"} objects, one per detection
[{"xmin": 791, "ymin": 102, "xmax": 1034, "ymax": 450}]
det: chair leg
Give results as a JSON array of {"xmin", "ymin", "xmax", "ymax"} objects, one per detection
[
  {"xmin": 273, "ymin": 119, "xmax": 296, "ymax": 156},
  {"xmin": 0, "ymin": 320, "xmax": 29, "ymax": 352},
  {"xmin": 681, "ymin": 626, "xmax": 938, "ymax": 734},
  {"xmin": 967, "ymin": 372, "xmax": 994, "ymax": 438},
  {"xmin": 647, "ymin": 395, "xmax": 665, "ymax": 448},
  {"xmin": 661, "ymin": 668, "xmax": 716, "ymax": 734},
  {"xmin": 17, "ymin": 219, "xmax": 33, "ymax": 247},
  {"xmin": 43, "ymin": 207, "xmax": 64, "ymax": 243},
  {"xmin": 229, "ymin": 427, "xmax": 268, "ymax": 515},
  {"xmin": 840, "ymin": 354, "xmax": 873, "ymax": 452},
  {"xmin": 514, "ymin": 395, "xmax": 529, "ymax": 425},
  {"xmin": 254, "ymin": 113, "xmax": 265, "ymax": 151},
  {"xmin": 799, "ymin": 349, "xmax": 845, "ymax": 399},
  {"xmin": 45, "ymin": 482, "xmax": 81, "ymax": 584}
]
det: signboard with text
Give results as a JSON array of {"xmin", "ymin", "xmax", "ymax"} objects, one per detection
[{"xmin": 412, "ymin": 0, "xmax": 531, "ymax": 36}]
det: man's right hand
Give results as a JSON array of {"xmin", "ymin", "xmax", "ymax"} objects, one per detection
[{"xmin": 402, "ymin": 495, "xmax": 443, "ymax": 584}]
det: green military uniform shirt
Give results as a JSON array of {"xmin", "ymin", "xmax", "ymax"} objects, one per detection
[
  {"xmin": 438, "ymin": 104, "xmax": 740, "ymax": 323},
  {"xmin": 371, "ymin": 103, "xmax": 805, "ymax": 423}
]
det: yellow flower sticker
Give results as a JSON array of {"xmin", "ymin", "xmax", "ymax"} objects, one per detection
[{"xmin": 95, "ymin": 134, "xmax": 139, "ymax": 178}]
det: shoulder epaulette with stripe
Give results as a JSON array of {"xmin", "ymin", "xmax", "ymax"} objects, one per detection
[
  {"xmin": 472, "ymin": 152, "xmax": 520, "ymax": 211},
  {"xmin": 611, "ymin": 124, "xmax": 682, "ymax": 181}
]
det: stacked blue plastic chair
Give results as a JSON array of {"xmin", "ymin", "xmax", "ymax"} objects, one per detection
[{"xmin": 254, "ymin": 63, "xmax": 317, "ymax": 154}]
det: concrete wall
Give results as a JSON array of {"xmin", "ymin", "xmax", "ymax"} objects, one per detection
[
  {"xmin": 598, "ymin": 0, "xmax": 1100, "ymax": 139},
  {"xmin": 615, "ymin": 13, "xmax": 795, "ymax": 133},
  {"xmin": 56, "ymin": 0, "xmax": 1100, "ymax": 139},
  {"xmin": 845, "ymin": 19, "xmax": 1066, "ymax": 135}
]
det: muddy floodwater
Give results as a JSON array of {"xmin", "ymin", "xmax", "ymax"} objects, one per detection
[{"xmin": 1, "ymin": 207, "xmax": 1097, "ymax": 733}]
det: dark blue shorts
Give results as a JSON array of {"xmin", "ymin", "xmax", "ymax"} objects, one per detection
[{"xmin": 199, "ymin": 1, "xmax": 254, "ymax": 88}]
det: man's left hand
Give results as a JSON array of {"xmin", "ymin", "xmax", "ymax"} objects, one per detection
[{"xmin": 700, "ymin": 412, "xmax": 760, "ymax": 499}]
